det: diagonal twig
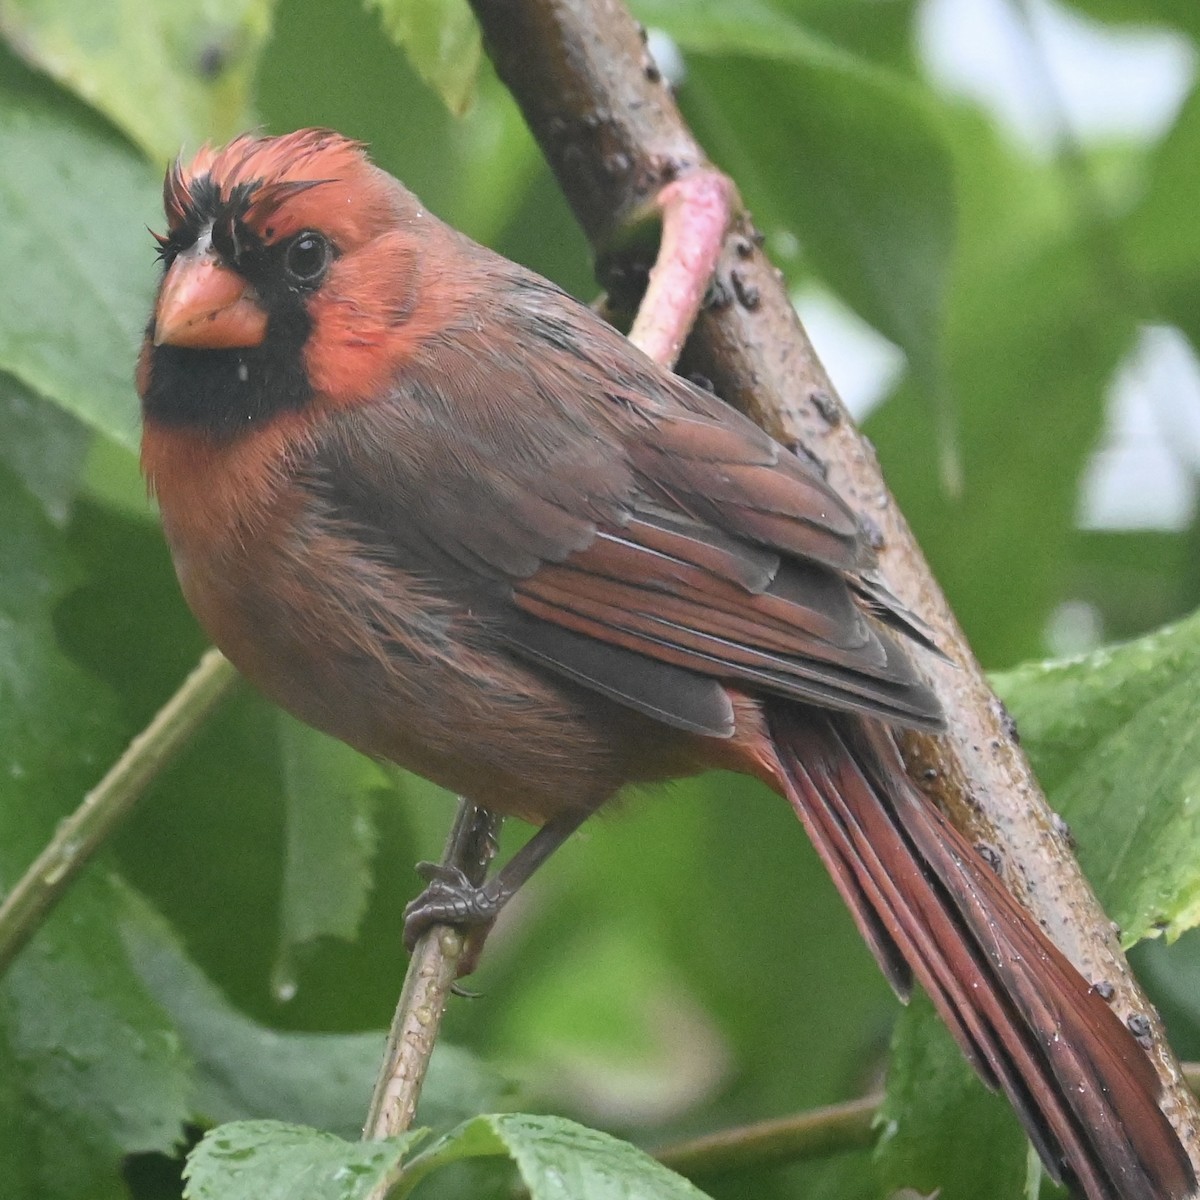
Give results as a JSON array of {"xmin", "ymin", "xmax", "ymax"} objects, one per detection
[
  {"xmin": 0, "ymin": 648, "xmax": 238, "ymax": 977},
  {"xmin": 468, "ymin": 0, "xmax": 1200, "ymax": 1157},
  {"xmin": 363, "ymin": 801, "xmax": 502, "ymax": 1142}
]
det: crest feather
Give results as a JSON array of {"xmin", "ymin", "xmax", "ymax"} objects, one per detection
[{"xmin": 161, "ymin": 130, "xmax": 369, "ymax": 235}]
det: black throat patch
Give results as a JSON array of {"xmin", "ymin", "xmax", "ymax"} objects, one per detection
[
  {"xmin": 142, "ymin": 170, "xmax": 322, "ymax": 439},
  {"xmin": 141, "ymin": 308, "xmax": 314, "ymax": 439}
]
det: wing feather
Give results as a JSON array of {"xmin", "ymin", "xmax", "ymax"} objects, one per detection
[{"xmin": 305, "ymin": 276, "xmax": 942, "ymax": 734}]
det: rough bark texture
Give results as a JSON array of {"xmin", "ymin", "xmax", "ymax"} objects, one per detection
[{"xmin": 470, "ymin": 0, "xmax": 1200, "ymax": 1155}]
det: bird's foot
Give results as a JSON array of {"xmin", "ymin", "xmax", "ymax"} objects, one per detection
[
  {"xmin": 402, "ymin": 861, "xmax": 507, "ymax": 953},
  {"xmin": 402, "ymin": 810, "xmax": 588, "ymax": 978}
]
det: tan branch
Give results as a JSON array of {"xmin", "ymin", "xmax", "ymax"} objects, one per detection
[
  {"xmin": 363, "ymin": 801, "xmax": 501, "ymax": 1144},
  {"xmin": 654, "ymin": 1092, "xmax": 880, "ymax": 1179},
  {"xmin": 468, "ymin": 0, "xmax": 1200, "ymax": 1157}
]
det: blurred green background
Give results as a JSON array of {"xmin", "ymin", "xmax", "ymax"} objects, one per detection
[{"xmin": 0, "ymin": 0, "xmax": 1198, "ymax": 1197}]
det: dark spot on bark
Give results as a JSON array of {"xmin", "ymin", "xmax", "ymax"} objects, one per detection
[
  {"xmin": 730, "ymin": 268, "xmax": 760, "ymax": 310},
  {"xmin": 786, "ymin": 439, "xmax": 826, "ymax": 476},
  {"xmin": 1126, "ymin": 1013, "xmax": 1153, "ymax": 1049},
  {"xmin": 975, "ymin": 842, "xmax": 1003, "ymax": 873},
  {"xmin": 991, "ymin": 697, "xmax": 1020, "ymax": 742},
  {"xmin": 704, "ymin": 277, "xmax": 732, "ymax": 310},
  {"xmin": 859, "ymin": 513, "xmax": 886, "ymax": 551},
  {"xmin": 1051, "ymin": 812, "xmax": 1075, "ymax": 848},
  {"xmin": 810, "ymin": 389, "xmax": 841, "ymax": 426}
]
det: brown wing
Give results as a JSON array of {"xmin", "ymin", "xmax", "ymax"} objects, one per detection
[
  {"xmin": 305, "ymin": 270, "xmax": 941, "ymax": 737},
  {"xmin": 510, "ymin": 499, "xmax": 941, "ymax": 730}
]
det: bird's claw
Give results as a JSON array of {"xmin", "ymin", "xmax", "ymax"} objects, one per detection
[{"xmin": 403, "ymin": 867, "xmax": 503, "ymax": 952}]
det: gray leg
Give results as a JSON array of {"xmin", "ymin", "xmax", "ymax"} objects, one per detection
[{"xmin": 403, "ymin": 808, "xmax": 591, "ymax": 953}]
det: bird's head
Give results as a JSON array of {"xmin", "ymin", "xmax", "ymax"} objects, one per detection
[{"xmin": 139, "ymin": 129, "xmax": 455, "ymax": 437}]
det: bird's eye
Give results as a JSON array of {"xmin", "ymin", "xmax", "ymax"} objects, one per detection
[{"xmin": 283, "ymin": 231, "xmax": 332, "ymax": 286}]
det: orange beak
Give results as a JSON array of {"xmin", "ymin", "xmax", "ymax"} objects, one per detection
[{"xmin": 153, "ymin": 244, "xmax": 268, "ymax": 349}]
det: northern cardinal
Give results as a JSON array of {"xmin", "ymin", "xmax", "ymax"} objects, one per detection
[{"xmin": 138, "ymin": 130, "xmax": 1193, "ymax": 1200}]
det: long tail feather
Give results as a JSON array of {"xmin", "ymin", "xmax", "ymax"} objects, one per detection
[{"xmin": 765, "ymin": 706, "xmax": 1195, "ymax": 1200}]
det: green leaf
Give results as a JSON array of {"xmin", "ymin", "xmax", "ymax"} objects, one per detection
[
  {"xmin": 259, "ymin": 0, "xmax": 541, "ymax": 246},
  {"xmin": 867, "ymin": 103, "xmax": 1130, "ymax": 667},
  {"xmin": 184, "ymin": 1120, "xmax": 425, "ymax": 1200},
  {"xmin": 0, "ymin": 47, "xmax": 161, "ymax": 451},
  {"xmin": 1, "ymin": 903, "xmax": 190, "ymax": 1200},
  {"xmin": 634, "ymin": 0, "xmax": 852, "ymax": 62},
  {"xmin": 402, "ymin": 1113, "xmax": 714, "ymax": 1199},
  {"xmin": 1124, "ymin": 82, "xmax": 1200, "ymax": 347},
  {"xmin": 490, "ymin": 924, "xmax": 729, "ymax": 1125},
  {"xmin": 117, "ymin": 885, "xmax": 513, "ymax": 1140},
  {"xmin": 124, "ymin": 896, "xmax": 384, "ymax": 1140},
  {"xmin": 367, "ymin": 0, "xmax": 481, "ymax": 116},
  {"xmin": 0, "ymin": 0, "xmax": 272, "ymax": 160},
  {"xmin": 1058, "ymin": 0, "xmax": 1200, "ymax": 38},
  {"xmin": 877, "ymin": 997, "xmax": 1029, "ymax": 1200},
  {"xmin": 1125, "ymin": 82, "xmax": 1200, "ymax": 279},
  {"xmin": 769, "ymin": 0, "xmax": 923, "ymax": 74},
  {"xmin": 994, "ymin": 611, "xmax": 1200, "ymax": 943},
  {"xmin": 1132, "ymin": 930, "xmax": 1200, "ymax": 1062},
  {"xmin": 0, "ymin": 372, "xmax": 91, "ymax": 525},
  {"xmin": 275, "ymin": 715, "xmax": 390, "ymax": 990},
  {"xmin": 0, "ymin": 465, "xmax": 190, "ymax": 1199}
]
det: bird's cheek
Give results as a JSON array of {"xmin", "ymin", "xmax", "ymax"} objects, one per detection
[
  {"xmin": 302, "ymin": 297, "xmax": 404, "ymax": 406},
  {"xmin": 302, "ymin": 237, "xmax": 450, "ymax": 406}
]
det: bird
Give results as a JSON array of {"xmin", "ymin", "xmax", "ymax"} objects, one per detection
[{"xmin": 137, "ymin": 128, "xmax": 1193, "ymax": 1200}]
